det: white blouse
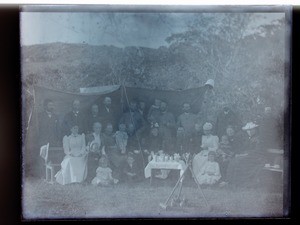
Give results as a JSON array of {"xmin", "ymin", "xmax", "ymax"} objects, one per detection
[{"xmin": 63, "ymin": 134, "xmax": 86, "ymax": 157}]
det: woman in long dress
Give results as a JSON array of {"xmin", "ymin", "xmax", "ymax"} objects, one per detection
[
  {"xmin": 192, "ymin": 122, "xmax": 219, "ymax": 183},
  {"xmin": 225, "ymin": 122, "xmax": 269, "ymax": 188},
  {"xmin": 55, "ymin": 124, "xmax": 88, "ymax": 185}
]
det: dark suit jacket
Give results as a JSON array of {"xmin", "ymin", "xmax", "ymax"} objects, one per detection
[
  {"xmin": 62, "ymin": 111, "xmax": 86, "ymax": 136},
  {"xmin": 38, "ymin": 111, "xmax": 60, "ymax": 146}
]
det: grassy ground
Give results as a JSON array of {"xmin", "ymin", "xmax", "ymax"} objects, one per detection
[{"xmin": 22, "ymin": 170, "xmax": 284, "ymax": 219}]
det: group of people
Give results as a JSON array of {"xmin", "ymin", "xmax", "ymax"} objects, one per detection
[{"xmin": 36, "ymin": 96, "xmax": 282, "ymax": 188}]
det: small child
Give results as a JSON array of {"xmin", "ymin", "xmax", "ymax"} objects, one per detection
[
  {"xmin": 115, "ymin": 123, "xmax": 128, "ymax": 154},
  {"xmin": 196, "ymin": 151, "xmax": 221, "ymax": 185},
  {"xmin": 123, "ymin": 153, "xmax": 141, "ymax": 182},
  {"xmin": 91, "ymin": 156, "xmax": 119, "ymax": 186}
]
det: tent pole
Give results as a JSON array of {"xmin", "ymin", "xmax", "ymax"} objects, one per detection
[{"xmin": 122, "ymin": 84, "xmax": 146, "ymax": 168}]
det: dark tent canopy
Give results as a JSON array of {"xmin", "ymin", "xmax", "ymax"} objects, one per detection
[{"xmin": 23, "ymin": 83, "xmax": 212, "ymax": 172}]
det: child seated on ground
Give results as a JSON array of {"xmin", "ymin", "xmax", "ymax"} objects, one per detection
[
  {"xmin": 91, "ymin": 156, "xmax": 119, "ymax": 186},
  {"xmin": 114, "ymin": 123, "xmax": 128, "ymax": 154},
  {"xmin": 123, "ymin": 153, "xmax": 142, "ymax": 182},
  {"xmin": 196, "ymin": 151, "xmax": 221, "ymax": 186}
]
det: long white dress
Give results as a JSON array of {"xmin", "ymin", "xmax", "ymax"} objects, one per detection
[
  {"xmin": 55, "ymin": 134, "xmax": 88, "ymax": 185},
  {"xmin": 192, "ymin": 134, "xmax": 219, "ymax": 177},
  {"xmin": 196, "ymin": 161, "xmax": 221, "ymax": 185}
]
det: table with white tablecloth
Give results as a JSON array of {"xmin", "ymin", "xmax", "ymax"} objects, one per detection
[{"xmin": 144, "ymin": 159, "xmax": 187, "ymax": 185}]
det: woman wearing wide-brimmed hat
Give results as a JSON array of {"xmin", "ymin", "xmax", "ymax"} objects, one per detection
[{"xmin": 223, "ymin": 122, "xmax": 269, "ymax": 188}]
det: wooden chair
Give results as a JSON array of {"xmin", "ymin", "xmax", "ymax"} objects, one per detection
[{"xmin": 39, "ymin": 143, "xmax": 61, "ymax": 184}]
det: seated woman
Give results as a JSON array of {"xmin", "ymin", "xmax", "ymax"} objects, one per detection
[
  {"xmin": 55, "ymin": 124, "xmax": 88, "ymax": 185},
  {"xmin": 197, "ymin": 151, "xmax": 221, "ymax": 186},
  {"xmin": 192, "ymin": 122, "xmax": 219, "ymax": 180},
  {"xmin": 85, "ymin": 122, "xmax": 105, "ymax": 183},
  {"xmin": 224, "ymin": 122, "xmax": 269, "ymax": 188}
]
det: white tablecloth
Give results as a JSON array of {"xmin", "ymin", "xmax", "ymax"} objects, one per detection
[{"xmin": 144, "ymin": 160, "xmax": 186, "ymax": 178}]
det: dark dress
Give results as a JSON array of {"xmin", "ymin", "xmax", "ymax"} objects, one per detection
[
  {"xmin": 226, "ymin": 134, "xmax": 269, "ymax": 187},
  {"xmin": 103, "ymin": 132, "xmax": 126, "ymax": 180}
]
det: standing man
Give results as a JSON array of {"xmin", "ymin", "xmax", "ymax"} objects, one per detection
[
  {"xmin": 147, "ymin": 98, "xmax": 161, "ymax": 125},
  {"xmin": 62, "ymin": 99, "xmax": 85, "ymax": 136},
  {"xmin": 34, "ymin": 99, "xmax": 60, "ymax": 178},
  {"xmin": 99, "ymin": 96, "xmax": 115, "ymax": 130},
  {"xmin": 177, "ymin": 103, "xmax": 198, "ymax": 138},
  {"xmin": 38, "ymin": 99, "xmax": 60, "ymax": 147}
]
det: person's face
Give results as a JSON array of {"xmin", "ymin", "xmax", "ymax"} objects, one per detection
[
  {"xmin": 177, "ymin": 128, "xmax": 185, "ymax": 137},
  {"xmin": 247, "ymin": 128, "xmax": 256, "ymax": 137},
  {"xmin": 93, "ymin": 123, "xmax": 102, "ymax": 134},
  {"xmin": 154, "ymin": 99, "xmax": 161, "ymax": 107},
  {"xmin": 226, "ymin": 127, "xmax": 235, "ymax": 137},
  {"xmin": 119, "ymin": 124, "xmax": 126, "ymax": 132},
  {"xmin": 208, "ymin": 154, "xmax": 215, "ymax": 162},
  {"xmin": 183, "ymin": 104, "xmax": 191, "ymax": 113},
  {"xmin": 265, "ymin": 107, "xmax": 272, "ymax": 116},
  {"xmin": 195, "ymin": 124, "xmax": 202, "ymax": 132},
  {"xmin": 100, "ymin": 159, "xmax": 108, "ymax": 168},
  {"xmin": 73, "ymin": 100, "xmax": 80, "ymax": 111},
  {"xmin": 221, "ymin": 136, "xmax": 229, "ymax": 144},
  {"xmin": 105, "ymin": 125, "xmax": 113, "ymax": 135},
  {"xmin": 130, "ymin": 102, "xmax": 137, "ymax": 111},
  {"xmin": 128, "ymin": 124, "xmax": 135, "ymax": 134},
  {"xmin": 46, "ymin": 102, "xmax": 55, "ymax": 113},
  {"xmin": 203, "ymin": 129, "xmax": 211, "ymax": 135},
  {"xmin": 91, "ymin": 105, "xmax": 99, "ymax": 115},
  {"xmin": 223, "ymin": 107, "xmax": 229, "ymax": 115},
  {"xmin": 104, "ymin": 97, "xmax": 111, "ymax": 107},
  {"xmin": 127, "ymin": 157, "xmax": 134, "ymax": 164},
  {"xmin": 71, "ymin": 126, "xmax": 79, "ymax": 135},
  {"xmin": 160, "ymin": 102, "xmax": 167, "ymax": 112},
  {"xmin": 151, "ymin": 128, "xmax": 159, "ymax": 137},
  {"xmin": 139, "ymin": 102, "xmax": 145, "ymax": 110}
]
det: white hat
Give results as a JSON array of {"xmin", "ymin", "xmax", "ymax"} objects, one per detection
[
  {"xmin": 205, "ymin": 79, "xmax": 214, "ymax": 88},
  {"xmin": 203, "ymin": 122, "xmax": 213, "ymax": 131},
  {"xmin": 242, "ymin": 122, "xmax": 259, "ymax": 130}
]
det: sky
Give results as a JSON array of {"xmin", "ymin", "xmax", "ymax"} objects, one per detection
[{"xmin": 20, "ymin": 11, "xmax": 285, "ymax": 48}]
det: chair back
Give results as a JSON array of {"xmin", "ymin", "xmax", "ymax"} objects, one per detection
[{"xmin": 40, "ymin": 143, "xmax": 50, "ymax": 162}]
